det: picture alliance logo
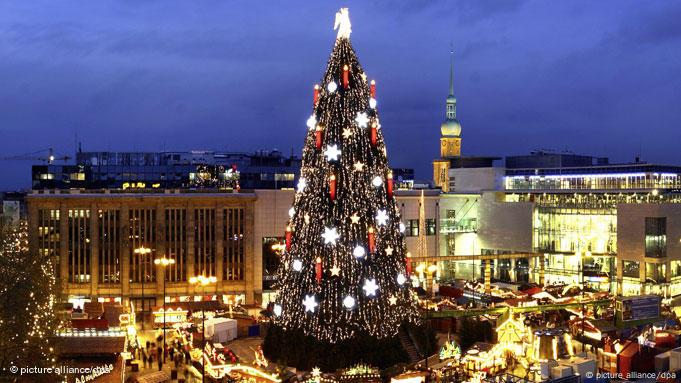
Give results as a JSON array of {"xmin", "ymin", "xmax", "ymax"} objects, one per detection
[{"xmin": 73, "ymin": 364, "xmax": 115, "ymax": 383}]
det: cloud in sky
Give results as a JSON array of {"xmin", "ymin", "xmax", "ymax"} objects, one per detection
[{"xmin": 0, "ymin": 0, "xmax": 679, "ymax": 189}]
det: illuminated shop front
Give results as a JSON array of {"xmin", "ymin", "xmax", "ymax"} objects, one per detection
[{"xmin": 532, "ymin": 202, "xmax": 616, "ymax": 291}]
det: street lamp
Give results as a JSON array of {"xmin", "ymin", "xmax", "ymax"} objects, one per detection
[
  {"xmin": 133, "ymin": 246, "xmax": 153, "ymax": 330},
  {"xmin": 577, "ymin": 249, "xmax": 591, "ymax": 354},
  {"xmin": 189, "ymin": 274, "xmax": 217, "ymax": 383},
  {"xmin": 154, "ymin": 256, "xmax": 175, "ymax": 363}
]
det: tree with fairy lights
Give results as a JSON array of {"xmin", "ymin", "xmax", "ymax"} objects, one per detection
[
  {"xmin": 0, "ymin": 221, "xmax": 61, "ymax": 380},
  {"xmin": 264, "ymin": 8, "xmax": 420, "ymax": 370}
]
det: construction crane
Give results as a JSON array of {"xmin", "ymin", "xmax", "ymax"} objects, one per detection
[{"xmin": 0, "ymin": 148, "xmax": 71, "ymax": 164}]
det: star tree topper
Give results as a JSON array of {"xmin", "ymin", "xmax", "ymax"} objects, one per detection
[{"xmin": 334, "ymin": 8, "xmax": 352, "ymax": 40}]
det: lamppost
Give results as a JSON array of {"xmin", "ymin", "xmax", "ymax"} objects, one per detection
[
  {"xmin": 189, "ymin": 274, "xmax": 217, "ymax": 383},
  {"xmin": 577, "ymin": 249, "xmax": 591, "ymax": 354},
  {"xmin": 134, "ymin": 246, "xmax": 153, "ymax": 330},
  {"xmin": 154, "ymin": 256, "xmax": 175, "ymax": 363}
]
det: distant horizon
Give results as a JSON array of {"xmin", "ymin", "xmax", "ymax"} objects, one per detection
[{"xmin": 1, "ymin": 1, "xmax": 680, "ymax": 190}]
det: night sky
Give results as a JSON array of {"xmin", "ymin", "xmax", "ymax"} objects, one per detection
[{"xmin": 1, "ymin": 1, "xmax": 680, "ymax": 190}]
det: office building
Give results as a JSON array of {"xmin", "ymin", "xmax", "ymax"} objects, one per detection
[{"xmin": 26, "ymin": 188, "xmax": 441, "ymax": 314}]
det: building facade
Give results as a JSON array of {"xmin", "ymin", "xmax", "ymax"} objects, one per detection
[
  {"xmin": 433, "ymin": 150, "xmax": 681, "ymax": 298},
  {"xmin": 27, "ymin": 189, "xmax": 441, "ymax": 311},
  {"xmin": 32, "ymin": 149, "xmax": 302, "ymax": 190},
  {"xmin": 28, "ymin": 191, "xmax": 257, "ymax": 317}
]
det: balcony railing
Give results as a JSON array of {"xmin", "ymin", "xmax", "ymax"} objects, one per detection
[{"xmin": 440, "ymin": 218, "xmax": 477, "ymax": 234}]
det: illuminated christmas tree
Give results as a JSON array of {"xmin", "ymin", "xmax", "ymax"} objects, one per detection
[
  {"xmin": 265, "ymin": 9, "xmax": 419, "ymax": 368},
  {"xmin": 0, "ymin": 221, "xmax": 60, "ymax": 378}
]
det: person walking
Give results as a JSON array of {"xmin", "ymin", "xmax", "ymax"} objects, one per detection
[
  {"xmin": 142, "ymin": 349, "xmax": 148, "ymax": 369},
  {"xmin": 157, "ymin": 344, "xmax": 163, "ymax": 371}
]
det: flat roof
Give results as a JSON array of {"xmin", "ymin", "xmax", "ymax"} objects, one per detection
[{"xmin": 506, "ymin": 163, "xmax": 681, "ymax": 177}]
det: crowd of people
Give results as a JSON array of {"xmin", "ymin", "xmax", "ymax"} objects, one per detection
[{"xmin": 129, "ymin": 331, "xmax": 201, "ymax": 380}]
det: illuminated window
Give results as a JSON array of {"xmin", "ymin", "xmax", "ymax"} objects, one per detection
[
  {"xmin": 407, "ymin": 219, "xmax": 419, "ymax": 237},
  {"xmin": 426, "ymin": 219, "xmax": 437, "ymax": 236},
  {"xmin": 644, "ymin": 217, "xmax": 666, "ymax": 258},
  {"xmin": 275, "ymin": 173, "xmax": 294, "ymax": 181},
  {"xmin": 622, "ymin": 261, "xmax": 639, "ymax": 279},
  {"xmin": 671, "ymin": 261, "xmax": 681, "ymax": 278},
  {"xmin": 645, "ymin": 263, "xmax": 666, "ymax": 284}
]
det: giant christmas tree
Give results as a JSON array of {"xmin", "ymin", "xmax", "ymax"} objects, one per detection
[{"xmin": 265, "ymin": 9, "xmax": 419, "ymax": 369}]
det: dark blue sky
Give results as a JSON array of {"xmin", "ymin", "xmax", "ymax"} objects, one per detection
[{"xmin": 1, "ymin": 1, "xmax": 680, "ymax": 190}]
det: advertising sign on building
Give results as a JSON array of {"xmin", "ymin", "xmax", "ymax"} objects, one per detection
[{"xmin": 616, "ymin": 295, "xmax": 661, "ymax": 322}]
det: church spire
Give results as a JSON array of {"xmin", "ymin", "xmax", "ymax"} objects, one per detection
[
  {"xmin": 449, "ymin": 48, "xmax": 454, "ymax": 97},
  {"xmin": 445, "ymin": 49, "xmax": 457, "ymax": 121}
]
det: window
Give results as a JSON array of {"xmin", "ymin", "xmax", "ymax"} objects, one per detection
[
  {"xmin": 671, "ymin": 261, "xmax": 681, "ymax": 278},
  {"xmin": 407, "ymin": 220, "xmax": 419, "ymax": 237},
  {"xmin": 622, "ymin": 261, "xmax": 639, "ymax": 279},
  {"xmin": 645, "ymin": 217, "xmax": 666, "ymax": 258},
  {"xmin": 262, "ymin": 237, "xmax": 284, "ymax": 290},
  {"xmin": 426, "ymin": 219, "xmax": 436, "ymax": 235},
  {"xmin": 645, "ymin": 263, "xmax": 666, "ymax": 284},
  {"xmin": 446, "ymin": 234, "xmax": 456, "ymax": 256}
]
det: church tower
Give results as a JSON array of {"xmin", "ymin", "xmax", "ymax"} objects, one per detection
[{"xmin": 433, "ymin": 50, "xmax": 462, "ymax": 191}]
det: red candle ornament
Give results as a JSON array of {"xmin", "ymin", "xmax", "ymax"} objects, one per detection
[
  {"xmin": 315, "ymin": 125, "xmax": 323, "ymax": 149},
  {"xmin": 370, "ymin": 80, "xmax": 376, "ymax": 98},
  {"xmin": 329, "ymin": 174, "xmax": 337, "ymax": 201},
  {"xmin": 387, "ymin": 171, "xmax": 394, "ymax": 198},
  {"xmin": 313, "ymin": 84, "xmax": 320, "ymax": 106},
  {"xmin": 368, "ymin": 227, "xmax": 376, "ymax": 253},
  {"xmin": 370, "ymin": 121, "xmax": 377, "ymax": 146},
  {"xmin": 405, "ymin": 252, "xmax": 412, "ymax": 276},
  {"xmin": 343, "ymin": 65, "xmax": 349, "ymax": 89},
  {"xmin": 316, "ymin": 257, "xmax": 322, "ymax": 284},
  {"xmin": 285, "ymin": 225, "xmax": 292, "ymax": 251}
]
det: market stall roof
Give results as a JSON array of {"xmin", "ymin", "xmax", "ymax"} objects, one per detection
[
  {"xmin": 154, "ymin": 300, "xmax": 223, "ymax": 312},
  {"xmin": 84, "ymin": 301, "xmax": 104, "ymax": 318},
  {"xmin": 53, "ymin": 336, "xmax": 126, "ymax": 356}
]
